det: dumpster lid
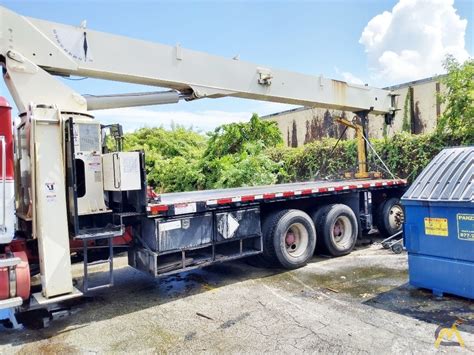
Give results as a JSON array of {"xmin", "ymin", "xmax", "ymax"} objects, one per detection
[{"xmin": 402, "ymin": 146, "xmax": 473, "ymax": 202}]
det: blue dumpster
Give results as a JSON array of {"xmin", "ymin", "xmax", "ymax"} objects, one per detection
[{"xmin": 402, "ymin": 147, "xmax": 473, "ymax": 299}]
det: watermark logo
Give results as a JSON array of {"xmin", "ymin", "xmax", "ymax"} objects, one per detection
[{"xmin": 434, "ymin": 319, "xmax": 465, "ymax": 348}]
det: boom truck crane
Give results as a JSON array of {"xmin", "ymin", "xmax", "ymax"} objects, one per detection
[{"xmin": 0, "ymin": 6, "xmax": 407, "ymax": 326}]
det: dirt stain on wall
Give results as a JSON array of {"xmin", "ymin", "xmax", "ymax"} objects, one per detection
[
  {"xmin": 303, "ymin": 110, "xmax": 348, "ymax": 144},
  {"xmin": 291, "ymin": 120, "xmax": 298, "ymax": 147}
]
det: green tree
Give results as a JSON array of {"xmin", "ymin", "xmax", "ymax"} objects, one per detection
[
  {"xmin": 123, "ymin": 126, "xmax": 206, "ymax": 191},
  {"xmin": 199, "ymin": 114, "xmax": 283, "ymax": 188},
  {"xmin": 203, "ymin": 113, "xmax": 282, "ymax": 160},
  {"xmin": 209, "ymin": 142, "xmax": 281, "ymax": 188},
  {"xmin": 437, "ymin": 56, "xmax": 474, "ymax": 144}
]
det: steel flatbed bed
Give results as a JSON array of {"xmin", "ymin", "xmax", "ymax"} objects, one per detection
[{"xmin": 147, "ymin": 178, "xmax": 407, "ymax": 216}]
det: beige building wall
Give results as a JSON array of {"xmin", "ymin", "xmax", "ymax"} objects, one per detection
[
  {"xmin": 263, "ymin": 76, "xmax": 445, "ymax": 147},
  {"xmin": 264, "ymin": 107, "xmax": 356, "ymax": 148}
]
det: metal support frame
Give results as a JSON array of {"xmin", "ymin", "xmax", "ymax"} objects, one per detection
[
  {"xmin": 356, "ymin": 111, "xmax": 370, "ymax": 179},
  {"xmin": 335, "ymin": 113, "xmax": 370, "ymax": 179},
  {"xmin": 362, "ymin": 191, "xmax": 373, "ymax": 230}
]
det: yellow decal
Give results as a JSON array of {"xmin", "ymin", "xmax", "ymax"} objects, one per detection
[
  {"xmin": 434, "ymin": 321, "xmax": 465, "ymax": 348},
  {"xmin": 424, "ymin": 218, "xmax": 448, "ymax": 237}
]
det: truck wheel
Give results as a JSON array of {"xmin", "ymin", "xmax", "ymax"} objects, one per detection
[
  {"xmin": 262, "ymin": 209, "xmax": 316, "ymax": 269},
  {"xmin": 376, "ymin": 198, "xmax": 404, "ymax": 237},
  {"xmin": 318, "ymin": 204, "xmax": 358, "ymax": 257},
  {"xmin": 311, "ymin": 205, "xmax": 331, "ymax": 252}
]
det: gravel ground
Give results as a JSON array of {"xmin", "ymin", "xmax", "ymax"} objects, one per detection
[{"xmin": 0, "ymin": 244, "xmax": 473, "ymax": 353}]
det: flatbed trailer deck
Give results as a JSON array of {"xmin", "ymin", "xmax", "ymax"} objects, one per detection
[
  {"xmin": 148, "ymin": 179, "xmax": 407, "ymax": 216},
  {"xmin": 129, "ymin": 178, "xmax": 408, "ymax": 279}
]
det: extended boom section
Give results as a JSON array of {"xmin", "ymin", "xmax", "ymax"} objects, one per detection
[{"xmin": 0, "ymin": 6, "xmax": 395, "ymax": 115}]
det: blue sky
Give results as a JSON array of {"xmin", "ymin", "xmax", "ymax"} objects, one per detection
[{"xmin": 1, "ymin": 0, "xmax": 472, "ymax": 131}]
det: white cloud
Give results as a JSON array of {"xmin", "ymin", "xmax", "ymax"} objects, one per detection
[
  {"xmin": 359, "ymin": 0, "xmax": 470, "ymax": 84},
  {"xmin": 334, "ymin": 66, "xmax": 365, "ymax": 85},
  {"xmin": 340, "ymin": 72, "xmax": 364, "ymax": 85},
  {"xmin": 92, "ymin": 101, "xmax": 298, "ymax": 132},
  {"xmin": 93, "ymin": 107, "xmax": 251, "ymax": 132}
]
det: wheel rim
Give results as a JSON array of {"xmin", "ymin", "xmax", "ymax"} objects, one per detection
[
  {"xmin": 284, "ymin": 223, "xmax": 309, "ymax": 258},
  {"xmin": 331, "ymin": 216, "xmax": 353, "ymax": 249},
  {"xmin": 388, "ymin": 204, "xmax": 404, "ymax": 231}
]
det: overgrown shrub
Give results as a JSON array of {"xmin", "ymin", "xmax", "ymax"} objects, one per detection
[
  {"xmin": 206, "ymin": 142, "xmax": 281, "ymax": 189},
  {"xmin": 199, "ymin": 114, "xmax": 282, "ymax": 188},
  {"xmin": 123, "ymin": 126, "xmax": 206, "ymax": 192},
  {"xmin": 266, "ymin": 139, "xmax": 358, "ymax": 182},
  {"xmin": 202, "ymin": 113, "xmax": 282, "ymax": 160},
  {"xmin": 267, "ymin": 133, "xmax": 462, "ymax": 183},
  {"xmin": 372, "ymin": 132, "xmax": 460, "ymax": 181},
  {"xmin": 123, "ymin": 114, "xmax": 283, "ymax": 192},
  {"xmin": 124, "ymin": 120, "xmax": 470, "ymax": 192}
]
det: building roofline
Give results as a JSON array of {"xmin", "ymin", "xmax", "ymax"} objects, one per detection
[
  {"xmin": 261, "ymin": 106, "xmax": 310, "ymax": 119},
  {"xmin": 383, "ymin": 74, "xmax": 446, "ymax": 90}
]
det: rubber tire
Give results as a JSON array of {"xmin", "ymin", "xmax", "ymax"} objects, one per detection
[
  {"xmin": 317, "ymin": 204, "xmax": 358, "ymax": 257},
  {"xmin": 262, "ymin": 209, "xmax": 316, "ymax": 269},
  {"xmin": 311, "ymin": 205, "xmax": 332, "ymax": 253},
  {"xmin": 376, "ymin": 198, "xmax": 404, "ymax": 237}
]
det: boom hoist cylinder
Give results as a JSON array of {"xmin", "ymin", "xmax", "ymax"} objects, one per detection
[{"xmin": 335, "ymin": 115, "xmax": 370, "ymax": 179}]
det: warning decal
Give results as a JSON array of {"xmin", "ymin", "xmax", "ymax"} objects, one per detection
[
  {"xmin": 159, "ymin": 220, "xmax": 181, "ymax": 232},
  {"xmin": 174, "ymin": 203, "xmax": 197, "ymax": 215},
  {"xmin": 424, "ymin": 218, "xmax": 448, "ymax": 237},
  {"xmin": 457, "ymin": 213, "xmax": 474, "ymax": 242},
  {"xmin": 44, "ymin": 182, "xmax": 57, "ymax": 203},
  {"xmin": 217, "ymin": 213, "xmax": 240, "ymax": 239}
]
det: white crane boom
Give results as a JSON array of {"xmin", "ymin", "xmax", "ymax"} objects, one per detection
[{"xmin": 0, "ymin": 6, "xmax": 395, "ymax": 116}]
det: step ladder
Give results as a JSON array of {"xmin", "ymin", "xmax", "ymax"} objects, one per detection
[{"xmin": 75, "ymin": 228, "xmax": 121, "ymax": 293}]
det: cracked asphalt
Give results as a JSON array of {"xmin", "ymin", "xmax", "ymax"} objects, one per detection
[{"xmin": 0, "ymin": 244, "xmax": 473, "ymax": 353}]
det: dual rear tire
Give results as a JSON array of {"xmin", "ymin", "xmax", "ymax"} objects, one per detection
[
  {"xmin": 375, "ymin": 198, "xmax": 404, "ymax": 237},
  {"xmin": 260, "ymin": 198, "xmax": 403, "ymax": 269},
  {"xmin": 262, "ymin": 209, "xmax": 316, "ymax": 269},
  {"xmin": 261, "ymin": 204, "xmax": 358, "ymax": 269},
  {"xmin": 313, "ymin": 204, "xmax": 358, "ymax": 257}
]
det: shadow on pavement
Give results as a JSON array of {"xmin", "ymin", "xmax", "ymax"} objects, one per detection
[
  {"xmin": 364, "ymin": 283, "xmax": 474, "ymax": 335},
  {"xmin": 0, "ymin": 255, "xmax": 329, "ymax": 346}
]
